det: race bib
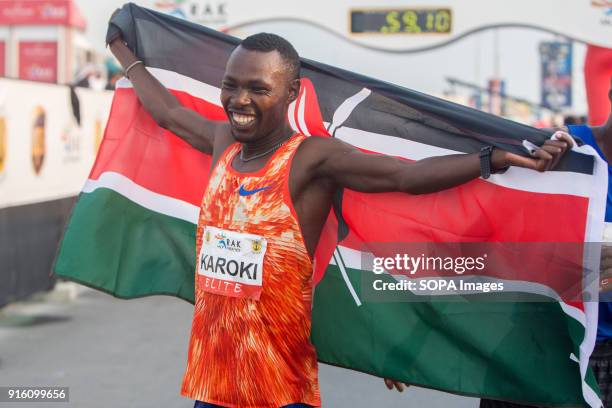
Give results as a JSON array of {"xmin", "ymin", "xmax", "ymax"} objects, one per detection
[{"xmin": 198, "ymin": 226, "xmax": 267, "ymax": 300}]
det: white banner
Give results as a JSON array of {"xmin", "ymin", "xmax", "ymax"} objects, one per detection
[{"xmin": 0, "ymin": 78, "xmax": 113, "ymax": 209}]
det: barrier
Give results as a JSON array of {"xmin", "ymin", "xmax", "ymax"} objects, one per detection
[{"xmin": 0, "ymin": 78, "xmax": 112, "ymax": 306}]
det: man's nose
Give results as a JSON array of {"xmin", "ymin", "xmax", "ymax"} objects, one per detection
[{"xmin": 234, "ymin": 89, "xmax": 250, "ymax": 105}]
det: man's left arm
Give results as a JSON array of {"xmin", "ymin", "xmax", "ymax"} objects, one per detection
[{"xmin": 314, "ymin": 133, "xmax": 572, "ymax": 195}]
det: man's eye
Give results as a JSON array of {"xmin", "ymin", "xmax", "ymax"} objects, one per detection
[
  {"xmin": 221, "ymin": 82, "xmax": 235, "ymax": 89},
  {"xmin": 253, "ymin": 88, "xmax": 269, "ymax": 95}
]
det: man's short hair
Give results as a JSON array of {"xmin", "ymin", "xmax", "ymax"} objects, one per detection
[{"xmin": 240, "ymin": 33, "xmax": 300, "ymax": 81}]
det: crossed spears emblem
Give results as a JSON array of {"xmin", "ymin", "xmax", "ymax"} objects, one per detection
[{"xmin": 290, "ymin": 85, "xmax": 373, "ymax": 308}]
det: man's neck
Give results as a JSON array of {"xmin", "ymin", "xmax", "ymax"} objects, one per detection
[
  {"xmin": 591, "ymin": 116, "xmax": 612, "ymax": 162},
  {"xmin": 240, "ymin": 126, "xmax": 294, "ymax": 159},
  {"xmin": 592, "ymin": 117, "xmax": 611, "ymax": 140},
  {"xmin": 603, "ymin": 118, "xmax": 612, "ymax": 138}
]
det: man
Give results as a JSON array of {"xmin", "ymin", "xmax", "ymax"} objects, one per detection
[{"xmin": 109, "ymin": 32, "xmax": 571, "ymax": 407}]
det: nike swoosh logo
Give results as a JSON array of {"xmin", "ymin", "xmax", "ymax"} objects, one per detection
[{"xmin": 238, "ymin": 184, "xmax": 272, "ymax": 196}]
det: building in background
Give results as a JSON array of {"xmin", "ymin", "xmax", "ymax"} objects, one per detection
[{"xmin": 0, "ymin": 0, "xmax": 89, "ymax": 84}]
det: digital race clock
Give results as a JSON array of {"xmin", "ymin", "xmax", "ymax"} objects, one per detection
[{"xmin": 350, "ymin": 8, "xmax": 452, "ymax": 34}]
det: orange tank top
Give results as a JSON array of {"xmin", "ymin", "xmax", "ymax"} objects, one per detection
[{"xmin": 181, "ymin": 134, "xmax": 321, "ymax": 407}]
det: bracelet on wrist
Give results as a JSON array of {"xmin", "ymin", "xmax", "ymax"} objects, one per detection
[{"xmin": 124, "ymin": 60, "xmax": 143, "ymax": 79}]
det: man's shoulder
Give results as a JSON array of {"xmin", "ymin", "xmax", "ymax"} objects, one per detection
[
  {"xmin": 298, "ymin": 135, "xmax": 345, "ymax": 152},
  {"xmin": 295, "ymin": 135, "xmax": 345, "ymax": 165}
]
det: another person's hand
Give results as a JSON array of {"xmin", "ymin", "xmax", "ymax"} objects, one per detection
[
  {"xmin": 491, "ymin": 131, "xmax": 574, "ymax": 172},
  {"xmin": 383, "ymin": 378, "xmax": 409, "ymax": 392}
]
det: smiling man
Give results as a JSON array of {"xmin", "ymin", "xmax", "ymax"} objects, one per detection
[{"xmin": 109, "ymin": 32, "xmax": 571, "ymax": 408}]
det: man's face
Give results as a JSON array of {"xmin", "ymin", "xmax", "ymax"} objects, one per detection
[{"xmin": 221, "ymin": 47, "xmax": 297, "ymax": 142}]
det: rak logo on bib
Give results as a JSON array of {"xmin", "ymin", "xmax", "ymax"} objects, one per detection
[
  {"xmin": 198, "ymin": 226, "xmax": 268, "ymax": 300},
  {"xmin": 215, "ymin": 232, "xmax": 242, "ymax": 252}
]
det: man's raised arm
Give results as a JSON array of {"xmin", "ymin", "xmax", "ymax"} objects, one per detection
[
  {"xmin": 310, "ymin": 133, "xmax": 573, "ymax": 195},
  {"xmin": 109, "ymin": 38, "xmax": 220, "ymax": 154}
]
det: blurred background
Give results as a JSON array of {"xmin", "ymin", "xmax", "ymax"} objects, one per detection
[{"xmin": 1, "ymin": 1, "xmax": 611, "ymax": 407}]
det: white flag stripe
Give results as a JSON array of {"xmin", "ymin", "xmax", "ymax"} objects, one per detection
[
  {"xmin": 297, "ymin": 87, "xmax": 311, "ymax": 137},
  {"xmin": 333, "ymin": 249, "xmax": 362, "ymax": 307},
  {"xmin": 82, "ymin": 172, "xmax": 199, "ymax": 224},
  {"xmin": 577, "ymin": 140, "xmax": 607, "ymax": 408},
  {"xmin": 603, "ymin": 222, "xmax": 612, "ymax": 241},
  {"xmin": 287, "ymin": 99, "xmax": 300, "ymax": 134},
  {"xmin": 117, "ymin": 68, "xmax": 222, "ymax": 107}
]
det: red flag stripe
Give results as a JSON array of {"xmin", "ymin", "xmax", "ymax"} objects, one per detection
[{"xmin": 89, "ymin": 88, "xmax": 221, "ymax": 206}]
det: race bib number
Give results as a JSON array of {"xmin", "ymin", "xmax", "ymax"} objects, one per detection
[{"xmin": 198, "ymin": 226, "xmax": 267, "ymax": 300}]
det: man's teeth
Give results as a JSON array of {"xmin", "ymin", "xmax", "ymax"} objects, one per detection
[{"xmin": 232, "ymin": 113, "xmax": 255, "ymax": 126}]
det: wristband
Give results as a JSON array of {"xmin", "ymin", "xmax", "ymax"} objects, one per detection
[{"xmin": 479, "ymin": 146, "xmax": 493, "ymax": 179}]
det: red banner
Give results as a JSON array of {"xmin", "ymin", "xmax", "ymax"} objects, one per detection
[
  {"xmin": 19, "ymin": 41, "xmax": 57, "ymax": 83},
  {"xmin": 585, "ymin": 45, "xmax": 612, "ymax": 126},
  {"xmin": 0, "ymin": 1, "xmax": 85, "ymax": 28}
]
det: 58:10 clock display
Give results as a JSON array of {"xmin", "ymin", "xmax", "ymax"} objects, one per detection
[{"xmin": 350, "ymin": 8, "xmax": 452, "ymax": 34}]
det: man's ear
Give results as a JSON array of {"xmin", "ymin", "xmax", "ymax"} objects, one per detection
[{"xmin": 288, "ymin": 78, "xmax": 300, "ymax": 103}]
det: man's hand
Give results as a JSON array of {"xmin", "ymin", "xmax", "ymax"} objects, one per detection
[
  {"xmin": 384, "ymin": 378, "xmax": 409, "ymax": 392},
  {"xmin": 106, "ymin": 8, "xmax": 122, "ymax": 46},
  {"xmin": 106, "ymin": 6, "xmax": 136, "ymax": 49},
  {"xmin": 491, "ymin": 131, "xmax": 574, "ymax": 172}
]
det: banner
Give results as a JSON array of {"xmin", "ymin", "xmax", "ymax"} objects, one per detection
[
  {"xmin": 18, "ymin": 41, "xmax": 58, "ymax": 83},
  {"xmin": 0, "ymin": 0, "xmax": 86, "ymax": 29},
  {"xmin": 540, "ymin": 41, "xmax": 573, "ymax": 111},
  {"xmin": 585, "ymin": 45, "xmax": 612, "ymax": 126}
]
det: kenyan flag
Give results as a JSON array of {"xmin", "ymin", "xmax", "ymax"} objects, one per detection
[{"xmin": 55, "ymin": 4, "xmax": 607, "ymax": 406}]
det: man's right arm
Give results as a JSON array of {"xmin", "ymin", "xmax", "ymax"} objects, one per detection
[{"xmin": 109, "ymin": 38, "xmax": 219, "ymax": 154}]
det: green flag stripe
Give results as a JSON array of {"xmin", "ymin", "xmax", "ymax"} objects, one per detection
[
  {"xmin": 312, "ymin": 264, "xmax": 587, "ymax": 406},
  {"xmin": 55, "ymin": 188, "xmax": 196, "ymax": 302}
]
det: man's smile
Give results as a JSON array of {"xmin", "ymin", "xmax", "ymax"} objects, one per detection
[{"xmin": 229, "ymin": 111, "xmax": 257, "ymax": 129}]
